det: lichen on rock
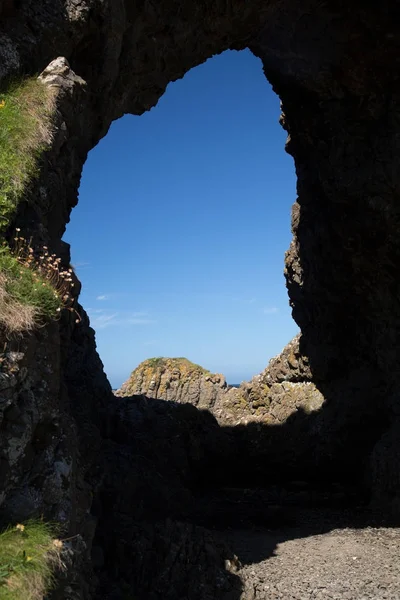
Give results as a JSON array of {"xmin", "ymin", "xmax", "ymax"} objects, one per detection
[
  {"xmin": 116, "ymin": 337, "xmax": 323, "ymax": 429},
  {"xmin": 116, "ymin": 356, "xmax": 229, "ymax": 411}
]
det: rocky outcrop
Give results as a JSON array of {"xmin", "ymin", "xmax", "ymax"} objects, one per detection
[
  {"xmin": 116, "ymin": 339, "xmax": 385, "ymax": 487},
  {"xmin": 115, "ymin": 343, "xmax": 323, "ymax": 427},
  {"xmin": 116, "ymin": 357, "xmax": 237, "ymax": 411},
  {"xmin": 237, "ymin": 335, "xmax": 322, "ymax": 424}
]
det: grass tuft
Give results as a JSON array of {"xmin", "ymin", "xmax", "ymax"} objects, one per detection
[
  {"xmin": 144, "ymin": 357, "xmax": 211, "ymax": 374},
  {"xmin": 0, "ymin": 77, "xmax": 54, "ymax": 230},
  {"xmin": 0, "ymin": 245, "xmax": 62, "ymax": 331},
  {"xmin": 0, "ymin": 234, "xmax": 80, "ymax": 333},
  {"xmin": 0, "ymin": 272, "xmax": 38, "ymax": 334},
  {"xmin": 0, "ymin": 520, "xmax": 64, "ymax": 600}
]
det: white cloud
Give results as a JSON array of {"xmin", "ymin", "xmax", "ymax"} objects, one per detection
[
  {"xmin": 263, "ymin": 307, "xmax": 278, "ymax": 315},
  {"xmin": 92, "ymin": 312, "xmax": 118, "ymax": 328},
  {"xmin": 125, "ymin": 317, "xmax": 155, "ymax": 325},
  {"xmin": 73, "ymin": 261, "xmax": 91, "ymax": 269},
  {"xmin": 144, "ymin": 340, "xmax": 160, "ymax": 346},
  {"xmin": 96, "ymin": 295, "xmax": 108, "ymax": 301},
  {"xmin": 89, "ymin": 309, "xmax": 155, "ymax": 329}
]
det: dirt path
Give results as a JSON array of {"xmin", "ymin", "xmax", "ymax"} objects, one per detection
[{"xmin": 220, "ymin": 513, "xmax": 400, "ymax": 599}]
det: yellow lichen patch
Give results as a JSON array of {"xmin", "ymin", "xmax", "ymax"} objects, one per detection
[{"xmin": 118, "ymin": 357, "xmax": 215, "ymax": 397}]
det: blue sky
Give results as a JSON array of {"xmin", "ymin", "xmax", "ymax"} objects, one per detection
[{"xmin": 64, "ymin": 49, "xmax": 299, "ymax": 388}]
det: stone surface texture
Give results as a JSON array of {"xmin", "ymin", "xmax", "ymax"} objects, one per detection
[
  {"xmin": 116, "ymin": 339, "xmax": 323, "ymax": 427},
  {"xmin": 116, "ymin": 357, "xmax": 237, "ymax": 412}
]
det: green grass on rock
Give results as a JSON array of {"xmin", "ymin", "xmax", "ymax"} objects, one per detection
[
  {"xmin": 0, "ymin": 77, "xmax": 54, "ymax": 230},
  {"xmin": 0, "ymin": 246, "xmax": 63, "ymax": 333},
  {"xmin": 0, "ymin": 520, "xmax": 63, "ymax": 600}
]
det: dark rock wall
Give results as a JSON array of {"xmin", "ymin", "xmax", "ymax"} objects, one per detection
[
  {"xmin": 0, "ymin": 312, "xmax": 111, "ymax": 598},
  {"xmin": 249, "ymin": 5, "xmax": 400, "ymax": 509},
  {"xmin": 95, "ymin": 394, "xmax": 243, "ymax": 599}
]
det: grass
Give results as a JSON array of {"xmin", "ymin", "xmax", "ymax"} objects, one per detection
[
  {"xmin": 0, "ymin": 233, "xmax": 79, "ymax": 333},
  {"xmin": 0, "ymin": 244, "xmax": 62, "ymax": 333},
  {"xmin": 144, "ymin": 357, "xmax": 211, "ymax": 374},
  {"xmin": 0, "ymin": 271, "xmax": 39, "ymax": 334},
  {"xmin": 146, "ymin": 357, "xmax": 165, "ymax": 368},
  {"xmin": 0, "ymin": 521, "xmax": 64, "ymax": 600},
  {"xmin": 0, "ymin": 76, "xmax": 54, "ymax": 230}
]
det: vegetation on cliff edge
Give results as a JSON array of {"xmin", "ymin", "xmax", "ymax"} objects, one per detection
[
  {"xmin": 0, "ymin": 521, "xmax": 64, "ymax": 600},
  {"xmin": 0, "ymin": 76, "xmax": 54, "ymax": 230},
  {"xmin": 116, "ymin": 357, "xmax": 214, "ymax": 396},
  {"xmin": 144, "ymin": 357, "xmax": 211, "ymax": 374},
  {"xmin": 0, "ymin": 235, "xmax": 77, "ymax": 333}
]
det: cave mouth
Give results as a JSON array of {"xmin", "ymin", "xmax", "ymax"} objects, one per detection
[{"xmin": 65, "ymin": 49, "xmax": 298, "ymax": 390}]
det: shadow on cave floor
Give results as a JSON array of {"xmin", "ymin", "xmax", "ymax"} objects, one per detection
[
  {"xmin": 94, "ymin": 392, "xmax": 398, "ymax": 599},
  {"xmin": 189, "ymin": 486, "xmax": 385, "ymax": 566}
]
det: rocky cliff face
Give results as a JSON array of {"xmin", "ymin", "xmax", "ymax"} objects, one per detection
[
  {"xmin": 1, "ymin": 1, "xmax": 400, "ymax": 598},
  {"xmin": 115, "ymin": 344, "xmax": 321, "ymax": 427},
  {"xmin": 116, "ymin": 357, "xmax": 237, "ymax": 412},
  {"xmin": 117, "ymin": 337, "xmax": 386, "ymax": 486}
]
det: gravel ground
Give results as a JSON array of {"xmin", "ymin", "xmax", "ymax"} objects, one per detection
[{"xmin": 218, "ymin": 510, "xmax": 400, "ymax": 600}]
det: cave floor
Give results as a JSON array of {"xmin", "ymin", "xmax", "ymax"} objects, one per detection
[
  {"xmin": 222, "ymin": 515, "xmax": 400, "ymax": 599},
  {"xmin": 194, "ymin": 487, "xmax": 400, "ymax": 599}
]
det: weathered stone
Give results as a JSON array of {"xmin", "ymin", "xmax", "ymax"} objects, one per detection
[
  {"xmin": 0, "ymin": 372, "xmax": 17, "ymax": 391},
  {"xmin": 116, "ymin": 357, "xmax": 231, "ymax": 411},
  {"xmin": 1, "ymin": 486, "xmax": 43, "ymax": 522},
  {"xmin": 3, "ymin": 402, "xmax": 21, "ymax": 422},
  {"xmin": 116, "ymin": 350, "xmax": 323, "ymax": 429},
  {"xmin": 6, "ymin": 352, "xmax": 24, "ymax": 364},
  {"xmin": 38, "ymin": 56, "xmax": 86, "ymax": 91}
]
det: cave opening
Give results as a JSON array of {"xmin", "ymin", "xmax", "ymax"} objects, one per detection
[{"xmin": 64, "ymin": 49, "xmax": 298, "ymax": 390}]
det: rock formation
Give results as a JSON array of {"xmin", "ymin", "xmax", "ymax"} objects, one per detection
[
  {"xmin": 116, "ymin": 344, "xmax": 323, "ymax": 427},
  {"xmin": 117, "ymin": 339, "xmax": 383, "ymax": 485},
  {"xmin": 116, "ymin": 357, "xmax": 237, "ymax": 411},
  {"xmin": 0, "ymin": 1, "xmax": 400, "ymax": 598}
]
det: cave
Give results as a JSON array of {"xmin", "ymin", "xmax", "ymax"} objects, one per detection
[
  {"xmin": 1, "ymin": 1, "xmax": 400, "ymax": 598},
  {"xmin": 67, "ymin": 47, "xmax": 297, "ymax": 389}
]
